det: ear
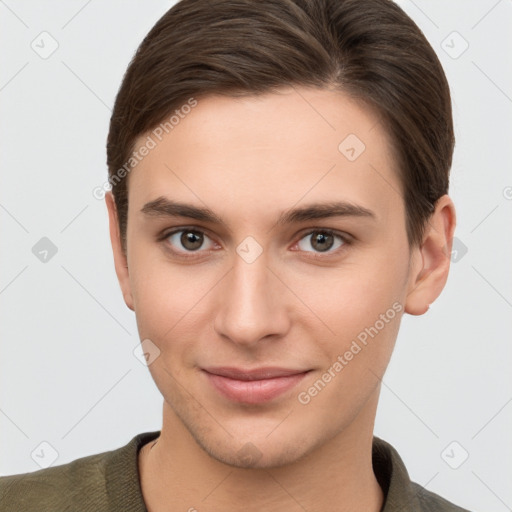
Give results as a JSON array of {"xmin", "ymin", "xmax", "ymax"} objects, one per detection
[
  {"xmin": 404, "ymin": 194, "xmax": 456, "ymax": 316},
  {"xmin": 105, "ymin": 192, "xmax": 134, "ymax": 311}
]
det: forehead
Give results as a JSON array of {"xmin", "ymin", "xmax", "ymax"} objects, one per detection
[{"xmin": 127, "ymin": 87, "xmax": 402, "ymax": 226}]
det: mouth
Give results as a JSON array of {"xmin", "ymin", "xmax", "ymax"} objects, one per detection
[{"xmin": 201, "ymin": 366, "xmax": 311, "ymax": 404}]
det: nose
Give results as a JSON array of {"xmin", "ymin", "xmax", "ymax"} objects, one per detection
[{"xmin": 213, "ymin": 249, "xmax": 290, "ymax": 348}]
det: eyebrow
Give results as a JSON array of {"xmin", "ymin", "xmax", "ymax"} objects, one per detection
[{"xmin": 140, "ymin": 197, "xmax": 377, "ymax": 227}]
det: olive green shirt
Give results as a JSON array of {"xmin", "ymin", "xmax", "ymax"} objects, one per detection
[{"xmin": 0, "ymin": 431, "xmax": 471, "ymax": 511}]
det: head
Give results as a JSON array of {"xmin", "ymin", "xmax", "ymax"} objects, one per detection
[{"xmin": 105, "ymin": 0, "xmax": 456, "ymax": 468}]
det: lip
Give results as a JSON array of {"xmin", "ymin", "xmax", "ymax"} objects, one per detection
[{"xmin": 202, "ymin": 367, "xmax": 311, "ymax": 404}]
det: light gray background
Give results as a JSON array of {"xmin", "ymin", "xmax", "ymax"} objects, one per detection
[{"xmin": 1, "ymin": 1, "xmax": 511, "ymax": 511}]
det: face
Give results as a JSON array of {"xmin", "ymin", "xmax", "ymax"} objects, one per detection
[{"xmin": 108, "ymin": 87, "xmax": 429, "ymax": 469}]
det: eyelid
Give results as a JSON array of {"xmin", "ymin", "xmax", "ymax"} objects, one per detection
[
  {"xmin": 291, "ymin": 227, "xmax": 352, "ymax": 257},
  {"xmin": 158, "ymin": 226, "xmax": 219, "ymax": 254},
  {"xmin": 295, "ymin": 226, "xmax": 353, "ymax": 244}
]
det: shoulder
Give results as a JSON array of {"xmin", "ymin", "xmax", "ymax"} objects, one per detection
[
  {"xmin": 0, "ymin": 431, "xmax": 160, "ymax": 512},
  {"xmin": 372, "ymin": 436, "xmax": 474, "ymax": 512},
  {"xmin": 411, "ymin": 482, "xmax": 472, "ymax": 512},
  {"xmin": 0, "ymin": 449, "xmax": 111, "ymax": 511},
  {"xmin": 0, "ymin": 452, "xmax": 107, "ymax": 511}
]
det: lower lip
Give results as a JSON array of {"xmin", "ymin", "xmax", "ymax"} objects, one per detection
[{"xmin": 203, "ymin": 371, "xmax": 309, "ymax": 404}]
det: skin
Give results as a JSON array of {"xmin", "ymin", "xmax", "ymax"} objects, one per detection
[{"xmin": 106, "ymin": 86, "xmax": 456, "ymax": 512}]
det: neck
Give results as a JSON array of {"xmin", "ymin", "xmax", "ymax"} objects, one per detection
[{"xmin": 139, "ymin": 390, "xmax": 384, "ymax": 512}]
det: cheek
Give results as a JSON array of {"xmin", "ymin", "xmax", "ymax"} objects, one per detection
[
  {"xmin": 293, "ymin": 263, "xmax": 405, "ymax": 415},
  {"xmin": 128, "ymin": 228, "xmax": 409, "ymax": 359},
  {"xmin": 303, "ymin": 249, "xmax": 407, "ymax": 359},
  {"xmin": 128, "ymin": 248, "xmax": 218, "ymax": 358}
]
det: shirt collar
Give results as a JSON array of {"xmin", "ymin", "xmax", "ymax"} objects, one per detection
[
  {"xmin": 108, "ymin": 431, "xmax": 423, "ymax": 511},
  {"xmin": 372, "ymin": 435, "xmax": 422, "ymax": 511}
]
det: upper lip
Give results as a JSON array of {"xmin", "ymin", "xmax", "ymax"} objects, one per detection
[{"xmin": 202, "ymin": 366, "xmax": 310, "ymax": 381}]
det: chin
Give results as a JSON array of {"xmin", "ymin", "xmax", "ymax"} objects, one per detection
[{"xmin": 195, "ymin": 429, "xmax": 318, "ymax": 470}]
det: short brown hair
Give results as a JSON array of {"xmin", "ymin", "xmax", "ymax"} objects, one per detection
[{"xmin": 106, "ymin": 0, "xmax": 454, "ymax": 254}]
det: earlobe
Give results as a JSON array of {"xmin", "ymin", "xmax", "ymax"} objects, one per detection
[
  {"xmin": 105, "ymin": 192, "xmax": 135, "ymax": 311},
  {"xmin": 404, "ymin": 195, "xmax": 456, "ymax": 316}
]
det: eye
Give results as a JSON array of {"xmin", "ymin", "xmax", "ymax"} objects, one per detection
[
  {"xmin": 162, "ymin": 228, "xmax": 217, "ymax": 256},
  {"xmin": 159, "ymin": 227, "xmax": 351, "ymax": 260},
  {"xmin": 295, "ymin": 229, "xmax": 350, "ymax": 255}
]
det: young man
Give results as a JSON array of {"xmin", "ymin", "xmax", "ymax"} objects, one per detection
[{"xmin": 0, "ymin": 0, "xmax": 472, "ymax": 510}]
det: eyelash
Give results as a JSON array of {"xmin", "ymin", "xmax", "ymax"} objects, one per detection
[{"xmin": 158, "ymin": 226, "xmax": 353, "ymax": 261}]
